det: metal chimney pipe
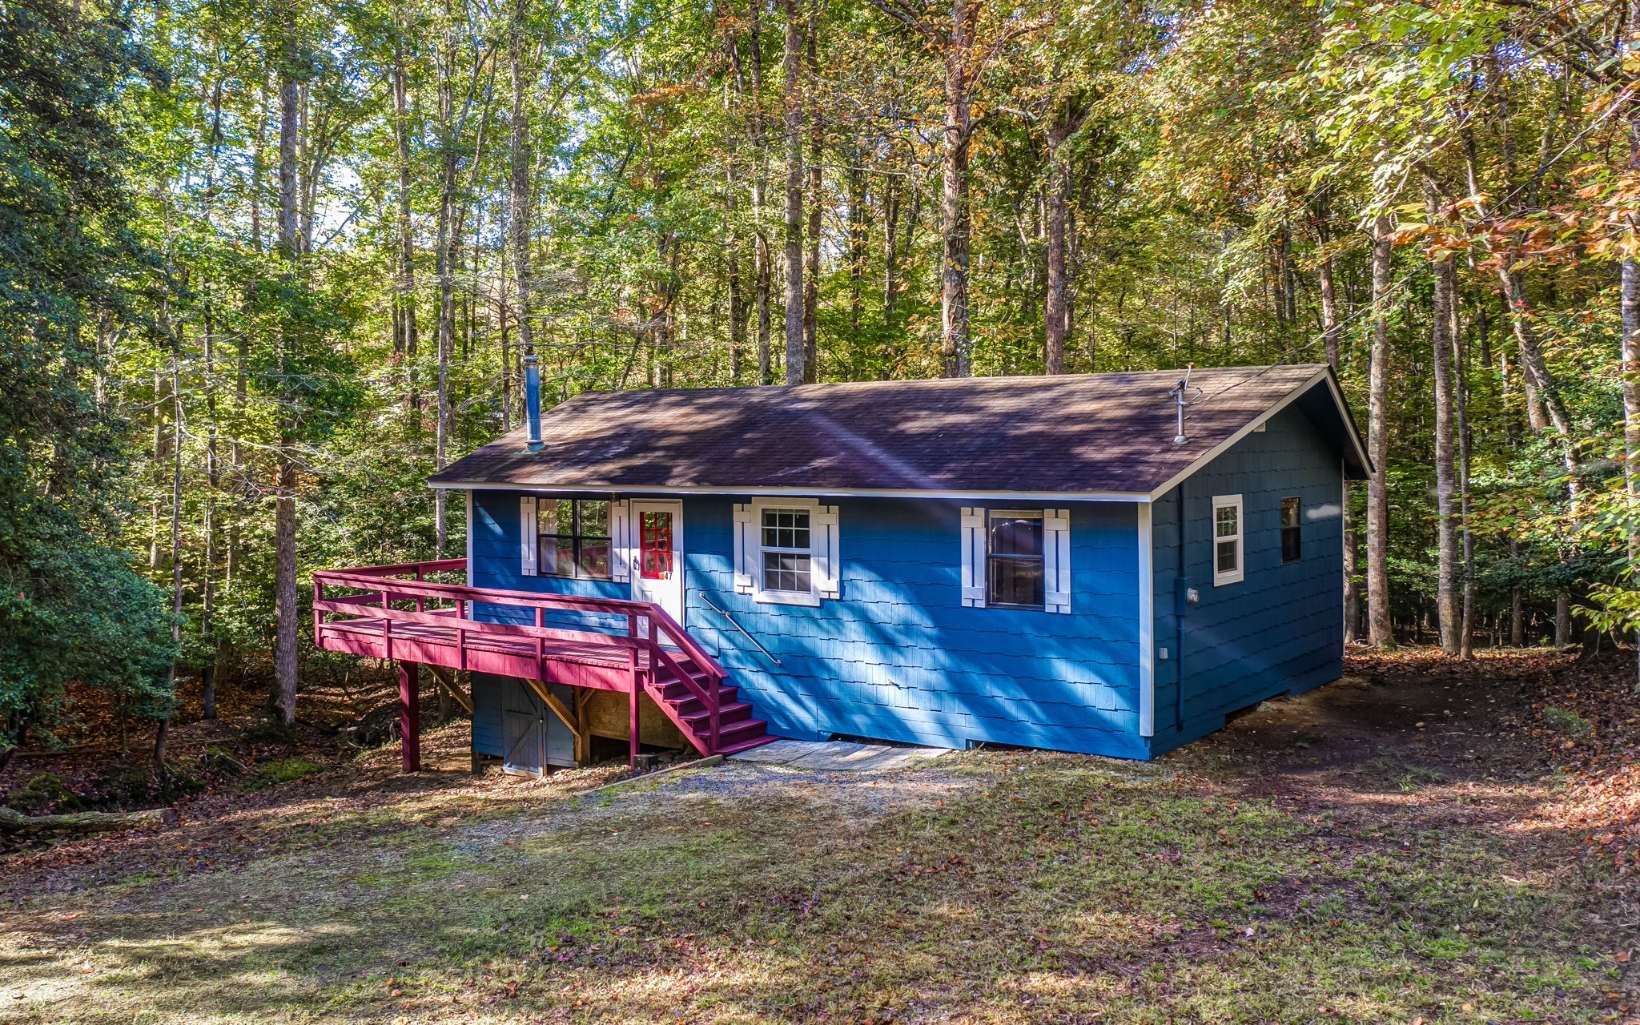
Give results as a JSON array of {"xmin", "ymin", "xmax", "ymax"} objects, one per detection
[
  {"xmin": 523, "ymin": 353, "xmax": 544, "ymax": 452},
  {"xmin": 1170, "ymin": 365, "xmax": 1193, "ymax": 445}
]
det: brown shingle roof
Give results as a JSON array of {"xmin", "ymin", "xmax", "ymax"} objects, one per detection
[{"xmin": 429, "ymin": 365, "xmax": 1366, "ymax": 497}]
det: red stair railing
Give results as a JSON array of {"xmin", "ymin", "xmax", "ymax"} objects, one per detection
[{"xmin": 312, "ymin": 559, "xmax": 725, "ymax": 756}]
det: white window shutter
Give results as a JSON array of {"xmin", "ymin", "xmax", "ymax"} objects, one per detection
[
  {"xmin": 1044, "ymin": 508, "xmax": 1071, "ymax": 614},
  {"xmin": 609, "ymin": 499, "xmax": 631, "ymax": 582},
  {"xmin": 960, "ymin": 507, "xmax": 986, "ymax": 608},
  {"xmin": 814, "ymin": 504, "xmax": 840, "ymax": 599},
  {"xmin": 732, "ymin": 503, "xmax": 753, "ymax": 594},
  {"xmin": 519, "ymin": 495, "xmax": 538, "ymax": 576}
]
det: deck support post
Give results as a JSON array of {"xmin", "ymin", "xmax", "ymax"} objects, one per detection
[
  {"xmin": 398, "ymin": 660, "xmax": 421, "ymax": 772},
  {"xmin": 629, "ymin": 672, "xmax": 641, "ymax": 768}
]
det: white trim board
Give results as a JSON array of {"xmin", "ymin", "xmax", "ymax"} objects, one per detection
[{"xmin": 1137, "ymin": 503, "xmax": 1155, "ymax": 738}]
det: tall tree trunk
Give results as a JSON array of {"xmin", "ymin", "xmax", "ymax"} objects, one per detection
[
  {"xmin": 273, "ymin": 49, "xmax": 302, "ymax": 728},
  {"xmin": 149, "ymin": 367, "xmax": 165, "ymax": 573},
  {"xmin": 230, "ymin": 81, "xmax": 269, "ymax": 597},
  {"xmin": 781, "ymin": 0, "xmax": 804, "ymax": 385},
  {"xmin": 500, "ymin": 302, "xmax": 512, "ymax": 430},
  {"xmin": 728, "ymin": 199, "xmax": 746, "ymax": 382},
  {"xmin": 1462, "ymin": 133, "xmax": 1578, "ymax": 486},
  {"xmin": 750, "ymin": 0, "xmax": 772, "ymax": 384},
  {"xmin": 940, "ymin": 19, "xmax": 973, "ymax": 378},
  {"xmin": 802, "ymin": 7, "xmax": 820, "ymax": 383},
  {"xmin": 1428, "ymin": 187, "xmax": 1460, "ymax": 655},
  {"xmin": 201, "ymin": 84, "xmax": 222, "ymax": 718},
  {"xmin": 847, "ymin": 148, "xmax": 866, "ymax": 339},
  {"xmin": 393, "ymin": 38, "xmax": 420, "ymax": 416},
  {"xmin": 1315, "ymin": 194, "xmax": 1341, "ymax": 369},
  {"xmin": 509, "ymin": 0, "xmax": 537, "ymax": 402},
  {"xmin": 1457, "ymin": 296, "xmax": 1476, "ymax": 660},
  {"xmin": 1318, "ymin": 196, "xmax": 1356, "ymax": 642},
  {"xmin": 201, "ymin": 302, "xmax": 218, "ymax": 718},
  {"xmin": 1624, "ymin": 248, "xmax": 1640, "ymax": 681},
  {"xmin": 160, "ymin": 352, "xmax": 182, "ymax": 772},
  {"xmin": 1510, "ymin": 539, "xmax": 1524, "ymax": 646},
  {"xmin": 1044, "ymin": 134, "xmax": 1070, "ymax": 374},
  {"xmin": 883, "ymin": 172, "xmax": 899, "ymax": 322},
  {"xmin": 726, "ymin": 30, "xmax": 748, "ymax": 384},
  {"xmin": 1623, "ymin": 0, "xmax": 1640, "ymax": 685},
  {"xmin": 433, "ymin": 24, "xmax": 457, "ymax": 554},
  {"xmin": 1366, "ymin": 216, "xmax": 1393, "ymax": 648}
]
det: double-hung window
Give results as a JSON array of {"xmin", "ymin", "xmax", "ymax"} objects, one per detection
[
  {"xmin": 732, "ymin": 499, "xmax": 839, "ymax": 605},
  {"xmin": 960, "ymin": 507, "xmax": 1071, "ymax": 613},
  {"xmin": 760, "ymin": 507, "xmax": 813, "ymax": 598},
  {"xmin": 987, "ymin": 511, "xmax": 1045, "ymax": 609},
  {"xmin": 537, "ymin": 497, "xmax": 611, "ymax": 579},
  {"xmin": 1212, "ymin": 494, "xmax": 1243, "ymax": 586},
  {"xmin": 1280, "ymin": 497, "xmax": 1302, "ymax": 563}
]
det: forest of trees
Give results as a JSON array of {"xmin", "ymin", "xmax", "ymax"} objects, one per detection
[{"xmin": 3, "ymin": 0, "xmax": 1639, "ymax": 763}]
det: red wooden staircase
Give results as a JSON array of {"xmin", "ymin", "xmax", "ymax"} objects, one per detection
[
  {"xmin": 651, "ymin": 657, "xmax": 771, "ymax": 756},
  {"xmin": 312, "ymin": 559, "xmax": 774, "ymax": 769}
]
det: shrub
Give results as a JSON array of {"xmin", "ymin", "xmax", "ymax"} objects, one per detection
[{"xmin": 1542, "ymin": 706, "xmax": 1592, "ymax": 739}]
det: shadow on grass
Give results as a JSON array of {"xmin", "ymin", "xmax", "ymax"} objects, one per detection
[{"xmin": 2, "ymin": 753, "xmax": 1624, "ymax": 1024}]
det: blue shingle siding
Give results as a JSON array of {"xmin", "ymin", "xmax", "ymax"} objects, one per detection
[
  {"xmin": 469, "ymin": 491, "xmax": 629, "ymax": 632},
  {"xmin": 471, "ymin": 672, "xmax": 504, "ymax": 756},
  {"xmin": 467, "ymin": 489, "xmax": 1146, "ymax": 759},
  {"xmin": 1147, "ymin": 403, "xmax": 1345, "ymax": 756},
  {"xmin": 684, "ymin": 497, "xmax": 1145, "ymax": 758}
]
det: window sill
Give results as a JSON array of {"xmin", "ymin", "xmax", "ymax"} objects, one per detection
[
  {"xmin": 987, "ymin": 601, "xmax": 1048, "ymax": 612},
  {"xmin": 1212, "ymin": 572, "xmax": 1243, "ymax": 587},
  {"xmin": 753, "ymin": 589, "xmax": 822, "ymax": 607},
  {"xmin": 534, "ymin": 573, "xmax": 614, "ymax": 583}
]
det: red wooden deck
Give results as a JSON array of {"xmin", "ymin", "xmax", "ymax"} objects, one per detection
[{"xmin": 312, "ymin": 559, "xmax": 772, "ymax": 770}]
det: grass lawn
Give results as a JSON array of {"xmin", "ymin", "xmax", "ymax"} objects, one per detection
[{"xmin": 1, "ymin": 651, "xmax": 1633, "ymax": 1023}]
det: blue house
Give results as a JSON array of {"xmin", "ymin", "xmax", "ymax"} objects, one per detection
[{"xmin": 318, "ymin": 364, "xmax": 1367, "ymax": 773}]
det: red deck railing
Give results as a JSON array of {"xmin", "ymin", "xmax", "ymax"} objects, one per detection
[{"xmin": 312, "ymin": 559, "xmax": 725, "ymax": 756}]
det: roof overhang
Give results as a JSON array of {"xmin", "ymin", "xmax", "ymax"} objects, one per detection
[
  {"xmin": 1144, "ymin": 366, "xmax": 1370, "ymax": 501},
  {"xmin": 427, "ymin": 480, "xmax": 1152, "ymax": 503}
]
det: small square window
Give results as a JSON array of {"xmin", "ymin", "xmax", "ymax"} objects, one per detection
[{"xmin": 1280, "ymin": 497, "xmax": 1301, "ymax": 563}]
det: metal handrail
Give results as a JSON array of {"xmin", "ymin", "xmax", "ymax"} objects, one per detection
[{"xmin": 698, "ymin": 593, "xmax": 782, "ymax": 666}]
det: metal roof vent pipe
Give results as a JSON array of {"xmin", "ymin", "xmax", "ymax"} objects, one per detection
[
  {"xmin": 1169, "ymin": 365, "xmax": 1195, "ymax": 445},
  {"xmin": 523, "ymin": 353, "xmax": 544, "ymax": 452}
]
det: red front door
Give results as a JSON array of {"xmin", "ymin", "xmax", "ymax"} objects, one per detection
[{"xmin": 629, "ymin": 501, "xmax": 684, "ymax": 624}]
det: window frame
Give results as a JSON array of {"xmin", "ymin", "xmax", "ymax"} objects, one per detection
[
  {"xmin": 1211, "ymin": 494, "xmax": 1244, "ymax": 587},
  {"xmin": 535, "ymin": 497, "xmax": 614, "ymax": 581},
  {"xmin": 734, "ymin": 498, "xmax": 838, "ymax": 605},
  {"xmin": 985, "ymin": 509, "xmax": 1047, "ymax": 610},
  {"xmin": 1280, "ymin": 496, "xmax": 1302, "ymax": 564},
  {"xmin": 757, "ymin": 505, "xmax": 818, "ymax": 604}
]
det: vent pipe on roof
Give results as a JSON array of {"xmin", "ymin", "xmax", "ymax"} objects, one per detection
[
  {"xmin": 523, "ymin": 354, "xmax": 544, "ymax": 452},
  {"xmin": 1169, "ymin": 365, "xmax": 1195, "ymax": 445}
]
